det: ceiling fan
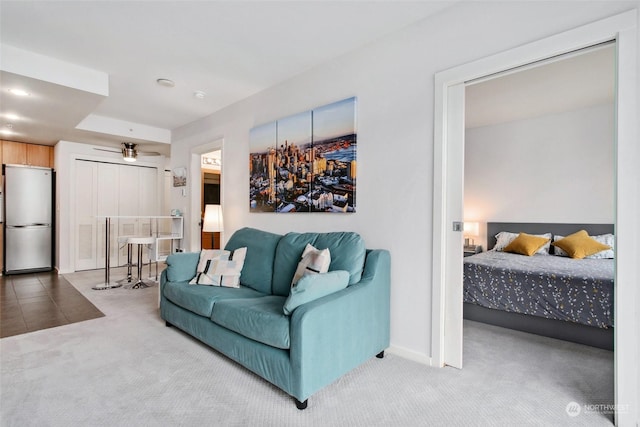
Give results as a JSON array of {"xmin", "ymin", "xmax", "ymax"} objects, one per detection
[{"xmin": 94, "ymin": 143, "xmax": 161, "ymax": 162}]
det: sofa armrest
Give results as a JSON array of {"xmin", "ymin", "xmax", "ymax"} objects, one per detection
[{"xmin": 288, "ymin": 249, "xmax": 390, "ymax": 401}]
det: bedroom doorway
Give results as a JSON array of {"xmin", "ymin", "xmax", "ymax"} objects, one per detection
[
  {"xmin": 432, "ymin": 11, "xmax": 638, "ymax": 425},
  {"xmin": 462, "ymin": 43, "xmax": 615, "ymax": 347}
]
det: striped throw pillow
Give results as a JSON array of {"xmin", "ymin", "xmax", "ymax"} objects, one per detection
[
  {"xmin": 189, "ymin": 247, "xmax": 247, "ymax": 288},
  {"xmin": 291, "ymin": 243, "xmax": 331, "ymax": 286}
]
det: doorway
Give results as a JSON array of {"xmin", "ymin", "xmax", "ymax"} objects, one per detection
[
  {"xmin": 431, "ymin": 11, "xmax": 638, "ymax": 425},
  {"xmin": 188, "ymin": 139, "xmax": 223, "ymax": 253},
  {"xmin": 201, "ymin": 150, "xmax": 221, "ymax": 249},
  {"xmin": 461, "ymin": 43, "xmax": 616, "ymax": 419}
]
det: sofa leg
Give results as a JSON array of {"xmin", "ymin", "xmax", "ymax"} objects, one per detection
[
  {"xmin": 376, "ymin": 350, "xmax": 385, "ymax": 359},
  {"xmin": 165, "ymin": 321, "xmax": 173, "ymax": 328},
  {"xmin": 295, "ymin": 399, "xmax": 308, "ymax": 410}
]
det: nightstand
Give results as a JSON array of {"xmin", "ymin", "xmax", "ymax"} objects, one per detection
[{"xmin": 464, "ymin": 245, "xmax": 482, "ymax": 257}]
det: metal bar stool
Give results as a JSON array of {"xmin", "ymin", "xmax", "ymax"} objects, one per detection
[
  {"xmin": 116, "ymin": 236, "xmax": 135, "ymax": 285},
  {"xmin": 124, "ymin": 236, "xmax": 156, "ymax": 289}
]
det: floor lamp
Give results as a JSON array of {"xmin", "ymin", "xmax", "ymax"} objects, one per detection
[{"xmin": 203, "ymin": 204, "xmax": 224, "ymax": 249}]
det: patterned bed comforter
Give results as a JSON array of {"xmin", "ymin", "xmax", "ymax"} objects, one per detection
[{"xmin": 463, "ymin": 251, "xmax": 614, "ymax": 328}]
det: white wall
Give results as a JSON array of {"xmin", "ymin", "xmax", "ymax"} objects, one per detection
[
  {"xmin": 171, "ymin": 2, "xmax": 638, "ymax": 361},
  {"xmin": 464, "ymin": 103, "xmax": 614, "ymax": 245}
]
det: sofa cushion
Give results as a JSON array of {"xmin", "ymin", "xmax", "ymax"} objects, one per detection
[
  {"xmin": 224, "ymin": 228, "xmax": 282, "ymax": 294},
  {"xmin": 189, "ymin": 247, "xmax": 247, "ymax": 287},
  {"xmin": 271, "ymin": 231, "xmax": 366, "ymax": 296},
  {"xmin": 163, "ymin": 281, "xmax": 266, "ymax": 318},
  {"xmin": 165, "ymin": 252, "xmax": 200, "ymax": 282},
  {"xmin": 211, "ymin": 296, "xmax": 290, "ymax": 349},
  {"xmin": 283, "ymin": 270, "xmax": 349, "ymax": 315}
]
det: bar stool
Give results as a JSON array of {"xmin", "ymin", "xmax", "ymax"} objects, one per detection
[
  {"xmin": 116, "ymin": 236, "xmax": 135, "ymax": 285},
  {"xmin": 124, "ymin": 236, "xmax": 156, "ymax": 289}
]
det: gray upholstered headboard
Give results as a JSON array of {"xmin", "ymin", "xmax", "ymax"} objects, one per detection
[{"xmin": 486, "ymin": 222, "xmax": 614, "ymax": 251}]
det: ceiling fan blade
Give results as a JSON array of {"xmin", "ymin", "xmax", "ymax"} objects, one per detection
[
  {"xmin": 94, "ymin": 144, "xmax": 162, "ymax": 158},
  {"xmin": 94, "ymin": 147, "xmax": 121, "ymax": 153}
]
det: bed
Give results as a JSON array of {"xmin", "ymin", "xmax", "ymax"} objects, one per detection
[{"xmin": 463, "ymin": 222, "xmax": 614, "ymax": 350}]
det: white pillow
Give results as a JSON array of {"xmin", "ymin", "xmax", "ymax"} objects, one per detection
[
  {"xmin": 291, "ymin": 243, "xmax": 331, "ymax": 286},
  {"xmin": 553, "ymin": 233, "xmax": 614, "ymax": 259},
  {"xmin": 189, "ymin": 247, "xmax": 247, "ymax": 287},
  {"xmin": 493, "ymin": 231, "xmax": 552, "ymax": 255}
]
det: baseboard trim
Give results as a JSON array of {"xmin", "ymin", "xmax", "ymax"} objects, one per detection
[{"xmin": 388, "ymin": 345, "xmax": 432, "ymax": 366}]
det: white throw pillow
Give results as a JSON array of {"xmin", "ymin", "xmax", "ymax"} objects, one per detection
[
  {"xmin": 291, "ymin": 243, "xmax": 331, "ymax": 286},
  {"xmin": 493, "ymin": 231, "xmax": 552, "ymax": 255},
  {"xmin": 189, "ymin": 247, "xmax": 247, "ymax": 287}
]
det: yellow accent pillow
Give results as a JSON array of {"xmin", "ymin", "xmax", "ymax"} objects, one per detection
[
  {"xmin": 552, "ymin": 230, "xmax": 611, "ymax": 259},
  {"xmin": 503, "ymin": 232, "xmax": 551, "ymax": 256}
]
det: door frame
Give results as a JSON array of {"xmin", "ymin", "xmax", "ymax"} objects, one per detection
[{"xmin": 432, "ymin": 10, "xmax": 638, "ymax": 425}]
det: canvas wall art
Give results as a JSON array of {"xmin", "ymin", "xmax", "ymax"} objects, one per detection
[
  {"xmin": 249, "ymin": 97, "xmax": 357, "ymax": 213},
  {"xmin": 172, "ymin": 167, "xmax": 187, "ymax": 187}
]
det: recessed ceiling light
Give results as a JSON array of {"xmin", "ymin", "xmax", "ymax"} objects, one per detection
[
  {"xmin": 8, "ymin": 88, "xmax": 30, "ymax": 97},
  {"xmin": 156, "ymin": 78, "xmax": 175, "ymax": 88},
  {"xmin": 193, "ymin": 90, "xmax": 206, "ymax": 99}
]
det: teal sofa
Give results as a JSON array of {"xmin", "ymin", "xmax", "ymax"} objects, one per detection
[{"xmin": 159, "ymin": 227, "xmax": 390, "ymax": 409}]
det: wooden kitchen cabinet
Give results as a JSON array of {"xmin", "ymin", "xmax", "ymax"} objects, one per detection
[
  {"xmin": 27, "ymin": 144, "xmax": 52, "ymax": 167},
  {"xmin": 1, "ymin": 141, "xmax": 53, "ymax": 167},
  {"xmin": 2, "ymin": 140, "xmax": 27, "ymax": 165}
]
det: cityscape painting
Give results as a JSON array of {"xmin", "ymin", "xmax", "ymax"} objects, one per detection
[{"xmin": 249, "ymin": 97, "xmax": 357, "ymax": 213}]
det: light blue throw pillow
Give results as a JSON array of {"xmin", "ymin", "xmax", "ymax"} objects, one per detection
[{"xmin": 283, "ymin": 270, "xmax": 349, "ymax": 315}]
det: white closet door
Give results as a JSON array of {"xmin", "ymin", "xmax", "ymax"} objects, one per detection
[
  {"xmin": 96, "ymin": 163, "xmax": 120, "ymax": 269},
  {"xmin": 157, "ymin": 170, "xmax": 173, "ymax": 258},
  {"xmin": 73, "ymin": 160, "xmax": 160, "ymax": 271},
  {"xmin": 118, "ymin": 164, "xmax": 139, "ymax": 233},
  {"xmin": 138, "ymin": 166, "xmax": 158, "ymax": 236},
  {"xmin": 75, "ymin": 161, "xmax": 98, "ymax": 271},
  {"xmin": 117, "ymin": 164, "xmax": 140, "ymax": 265}
]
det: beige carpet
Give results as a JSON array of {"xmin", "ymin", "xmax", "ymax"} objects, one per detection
[{"xmin": 0, "ymin": 268, "xmax": 614, "ymax": 426}]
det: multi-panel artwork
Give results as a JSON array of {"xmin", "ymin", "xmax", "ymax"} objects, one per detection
[{"xmin": 249, "ymin": 97, "xmax": 356, "ymax": 213}]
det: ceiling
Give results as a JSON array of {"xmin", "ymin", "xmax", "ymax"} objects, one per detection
[
  {"xmin": 466, "ymin": 43, "xmax": 615, "ymax": 128},
  {"xmin": 0, "ymin": 1, "xmax": 458, "ymax": 157}
]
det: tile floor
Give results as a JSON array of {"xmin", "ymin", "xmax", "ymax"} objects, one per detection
[{"xmin": 0, "ymin": 272, "xmax": 104, "ymax": 338}]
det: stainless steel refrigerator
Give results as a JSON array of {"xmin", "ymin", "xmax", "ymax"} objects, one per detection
[{"xmin": 3, "ymin": 164, "xmax": 54, "ymax": 274}]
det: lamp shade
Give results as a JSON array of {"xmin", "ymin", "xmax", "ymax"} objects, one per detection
[
  {"xmin": 203, "ymin": 205, "xmax": 224, "ymax": 232},
  {"xmin": 463, "ymin": 221, "xmax": 479, "ymax": 237}
]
